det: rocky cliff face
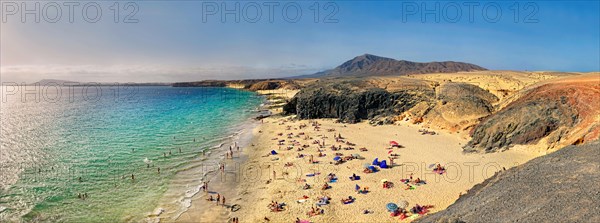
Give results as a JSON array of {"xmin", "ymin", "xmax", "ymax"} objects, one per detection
[
  {"xmin": 282, "ymin": 79, "xmax": 500, "ymax": 127},
  {"xmin": 283, "ymin": 79, "xmax": 434, "ymax": 123},
  {"xmin": 465, "ymin": 74, "xmax": 600, "ymax": 152},
  {"xmin": 417, "ymin": 141, "xmax": 600, "ymax": 223},
  {"xmin": 416, "ymin": 82, "xmax": 499, "ymax": 132}
]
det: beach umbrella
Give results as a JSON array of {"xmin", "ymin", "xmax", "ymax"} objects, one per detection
[
  {"xmin": 355, "ymin": 184, "xmax": 360, "ymax": 191},
  {"xmin": 388, "ymin": 150, "xmax": 393, "ymax": 154},
  {"xmin": 386, "ymin": 203, "xmax": 399, "ymax": 212},
  {"xmin": 389, "ymin": 141, "xmax": 399, "ymax": 146},
  {"xmin": 428, "ymin": 164, "xmax": 436, "ymax": 168},
  {"xmin": 381, "ymin": 179, "xmax": 388, "ymax": 183},
  {"xmin": 397, "ymin": 200, "xmax": 409, "ymax": 209},
  {"xmin": 333, "ymin": 156, "xmax": 341, "ymax": 161},
  {"xmin": 372, "ymin": 158, "xmax": 379, "ymax": 165}
]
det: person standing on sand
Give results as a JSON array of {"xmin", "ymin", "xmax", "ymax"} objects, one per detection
[
  {"xmin": 273, "ymin": 171, "xmax": 276, "ymax": 180},
  {"xmin": 158, "ymin": 167, "xmax": 160, "ymax": 174},
  {"xmin": 216, "ymin": 194, "xmax": 220, "ymax": 205},
  {"xmin": 222, "ymin": 196, "xmax": 226, "ymax": 206}
]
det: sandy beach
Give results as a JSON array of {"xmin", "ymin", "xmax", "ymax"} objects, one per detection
[{"xmin": 184, "ymin": 114, "xmax": 541, "ymax": 223}]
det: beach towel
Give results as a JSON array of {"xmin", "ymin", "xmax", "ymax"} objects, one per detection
[{"xmin": 379, "ymin": 160, "xmax": 388, "ymax": 168}]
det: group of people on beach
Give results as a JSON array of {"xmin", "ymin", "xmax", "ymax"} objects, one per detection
[
  {"xmin": 206, "ymin": 193, "xmax": 227, "ymax": 208},
  {"xmin": 254, "ymin": 117, "xmax": 450, "ymax": 221}
]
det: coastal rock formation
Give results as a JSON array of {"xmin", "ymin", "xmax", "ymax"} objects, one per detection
[
  {"xmin": 297, "ymin": 54, "xmax": 487, "ymax": 78},
  {"xmin": 247, "ymin": 80, "xmax": 301, "ymax": 91},
  {"xmin": 283, "ymin": 78, "xmax": 500, "ymax": 130},
  {"xmin": 418, "ymin": 82, "xmax": 498, "ymax": 132},
  {"xmin": 283, "ymin": 79, "xmax": 434, "ymax": 123},
  {"xmin": 465, "ymin": 74, "xmax": 600, "ymax": 152},
  {"xmin": 417, "ymin": 141, "xmax": 600, "ymax": 223}
]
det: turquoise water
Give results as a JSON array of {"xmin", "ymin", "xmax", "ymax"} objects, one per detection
[{"xmin": 0, "ymin": 86, "xmax": 263, "ymax": 222}]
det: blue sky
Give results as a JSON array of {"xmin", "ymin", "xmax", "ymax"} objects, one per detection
[{"xmin": 1, "ymin": 1, "xmax": 598, "ymax": 82}]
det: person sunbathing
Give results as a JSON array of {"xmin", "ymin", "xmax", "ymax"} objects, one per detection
[
  {"xmin": 318, "ymin": 152, "xmax": 325, "ymax": 157},
  {"xmin": 434, "ymin": 164, "xmax": 446, "ymax": 173},
  {"xmin": 363, "ymin": 168, "xmax": 373, "ymax": 173},
  {"xmin": 303, "ymin": 183, "xmax": 311, "ymax": 190},
  {"xmin": 410, "ymin": 204, "xmax": 423, "ymax": 214},
  {"xmin": 359, "ymin": 147, "xmax": 368, "ymax": 151},
  {"xmin": 307, "ymin": 207, "xmax": 323, "ymax": 216},
  {"xmin": 350, "ymin": 173, "xmax": 359, "ymax": 181},
  {"xmin": 206, "ymin": 195, "xmax": 213, "ymax": 201},
  {"xmin": 414, "ymin": 178, "xmax": 426, "ymax": 184},
  {"xmin": 357, "ymin": 187, "xmax": 369, "ymax": 194},
  {"xmin": 383, "ymin": 181, "xmax": 393, "ymax": 189},
  {"xmin": 340, "ymin": 196, "xmax": 354, "ymax": 204},
  {"xmin": 284, "ymin": 162, "xmax": 294, "ymax": 167},
  {"xmin": 321, "ymin": 183, "xmax": 330, "ymax": 190}
]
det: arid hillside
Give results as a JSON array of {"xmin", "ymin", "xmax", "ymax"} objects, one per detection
[{"xmin": 282, "ymin": 71, "xmax": 600, "ymax": 151}]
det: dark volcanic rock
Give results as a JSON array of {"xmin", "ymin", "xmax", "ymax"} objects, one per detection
[
  {"xmin": 283, "ymin": 80, "xmax": 432, "ymax": 123},
  {"xmin": 248, "ymin": 81, "xmax": 282, "ymax": 91},
  {"xmin": 417, "ymin": 141, "xmax": 600, "ymax": 223}
]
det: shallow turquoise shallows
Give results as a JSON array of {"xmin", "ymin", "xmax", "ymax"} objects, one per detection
[{"xmin": 0, "ymin": 86, "xmax": 262, "ymax": 222}]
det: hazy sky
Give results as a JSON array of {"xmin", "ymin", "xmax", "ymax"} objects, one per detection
[{"xmin": 1, "ymin": 1, "xmax": 599, "ymax": 83}]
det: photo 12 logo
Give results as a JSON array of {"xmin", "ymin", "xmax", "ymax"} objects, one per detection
[
  {"xmin": 1, "ymin": 1, "xmax": 139, "ymax": 23},
  {"xmin": 401, "ymin": 1, "xmax": 539, "ymax": 23},
  {"xmin": 201, "ymin": 1, "xmax": 339, "ymax": 23}
]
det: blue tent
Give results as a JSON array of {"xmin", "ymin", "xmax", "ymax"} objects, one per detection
[
  {"xmin": 270, "ymin": 150, "xmax": 277, "ymax": 155},
  {"xmin": 372, "ymin": 158, "xmax": 380, "ymax": 166},
  {"xmin": 379, "ymin": 160, "xmax": 388, "ymax": 169}
]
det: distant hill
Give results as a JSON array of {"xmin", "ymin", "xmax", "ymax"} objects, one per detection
[
  {"xmin": 29, "ymin": 79, "xmax": 170, "ymax": 86},
  {"xmin": 293, "ymin": 54, "xmax": 487, "ymax": 78}
]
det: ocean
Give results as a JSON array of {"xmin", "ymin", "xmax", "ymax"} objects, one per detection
[{"xmin": 0, "ymin": 86, "xmax": 263, "ymax": 222}]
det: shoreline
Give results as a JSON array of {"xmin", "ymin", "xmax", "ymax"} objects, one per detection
[{"xmin": 145, "ymin": 90, "xmax": 267, "ymax": 223}]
